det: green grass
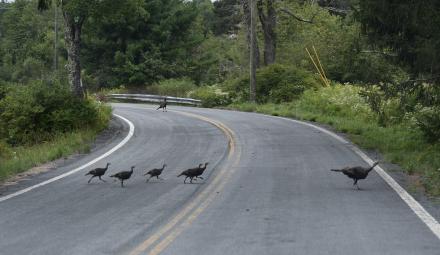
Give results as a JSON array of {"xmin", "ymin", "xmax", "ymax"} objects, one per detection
[
  {"xmin": 0, "ymin": 130, "xmax": 96, "ymax": 180},
  {"xmin": 227, "ymin": 85, "xmax": 440, "ymax": 197},
  {"xmin": 0, "ymin": 103, "xmax": 112, "ymax": 181}
]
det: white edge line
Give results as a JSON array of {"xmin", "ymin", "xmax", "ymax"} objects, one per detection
[
  {"xmin": 0, "ymin": 113, "xmax": 135, "ymax": 203},
  {"xmin": 276, "ymin": 116, "xmax": 440, "ymax": 240}
]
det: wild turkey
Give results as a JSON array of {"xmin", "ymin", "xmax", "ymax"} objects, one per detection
[
  {"xmin": 85, "ymin": 163, "xmax": 110, "ymax": 183},
  {"xmin": 177, "ymin": 164, "xmax": 203, "ymax": 184},
  {"xmin": 144, "ymin": 164, "xmax": 167, "ymax": 182},
  {"xmin": 157, "ymin": 97, "xmax": 167, "ymax": 112},
  {"xmin": 192, "ymin": 162, "xmax": 209, "ymax": 181},
  {"xmin": 331, "ymin": 161, "xmax": 379, "ymax": 189},
  {"xmin": 110, "ymin": 166, "xmax": 135, "ymax": 187}
]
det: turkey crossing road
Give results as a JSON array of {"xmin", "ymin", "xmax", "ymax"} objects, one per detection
[{"xmin": 0, "ymin": 103, "xmax": 439, "ymax": 255}]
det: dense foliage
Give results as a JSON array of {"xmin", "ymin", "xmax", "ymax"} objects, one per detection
[
  {"xmin": 82, "ymin": 0, "xmax": 202, "ymax": 87},
  {"xmin": 0, "ymin": 81, "xmax": 110, "ymax": 145},
  {"xmin": 358, "ymin": 0, "xmax": 440, "ymax": 79},
  {"xmin": 211, "ymin": 0, "xmax": 241, "ymax": 36},
  {"xmin": 0, "ymin": 0, "xmax": 66, "ymax": 84},
  {"xmin": 355, "ymin": 0, "xmax": 440, "ymax": 142},
  {"xmin": 225, "ymin": 64, "xmax": 321, "ymax": 103}
]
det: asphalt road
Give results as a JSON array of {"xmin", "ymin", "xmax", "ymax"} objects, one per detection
[{"xmin": 0, "ymin": 103, "xmax": 439, "ymax": 255}]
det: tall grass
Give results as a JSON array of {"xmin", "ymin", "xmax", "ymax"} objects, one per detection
[
  {"xmin": 228, "ymin": 84, "xmax": 440, "ymax": 196},
  {"xmin": 0, "ymin": 130, "xmax": 96, "ymax": 180}
]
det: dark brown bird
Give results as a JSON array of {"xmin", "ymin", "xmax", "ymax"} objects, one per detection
[
  {"xmin": 85, "ymin": 163, "xmax": 110, "ymax": 183},
  {"xmin": 144, "ymin": 164, "xmax": 167, "ymax": 182},
  {"xmin": 177, "ymin": 164, "xmax": 203, "ymax": 184},
  {"xmin": 157, "ymin": 97, "xmax": 167, "ymax": 112},
  {"xmin": 331, "ymin": 161, "xmax": 379, "ymax": 189},
  {"xmin": 110, "ymin": 166, "xmax": 135, "ymax": 187}
]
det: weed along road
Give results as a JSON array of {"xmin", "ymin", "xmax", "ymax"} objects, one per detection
[{"xmin": 0, "ymin": 103, "xmax": 439, "ymax": 255}]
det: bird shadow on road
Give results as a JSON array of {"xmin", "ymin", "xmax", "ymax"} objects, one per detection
[
  {"xmin": 84, "ymin": 182, "xmax": 108, "ymax": 186},
  {"xmin": 144, "ymin": 181, "xmax": 165, "ymax": 184},
  {"xmin": 181, "ymin": 182, "xmax": 205, "ymax": 185}
]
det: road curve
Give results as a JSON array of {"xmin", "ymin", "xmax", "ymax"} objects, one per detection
[{"xmin": 0, "ymin": 103, "xmax": 439, "ymax": 255}]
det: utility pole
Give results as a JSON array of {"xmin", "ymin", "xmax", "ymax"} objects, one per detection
[
  {"xmin": 53, "ymin": 3, "xmax": 58, "ymax": 71},
  {"xmin": 249, "ymin": 0, "xmax": 257, "ymax": 103}
]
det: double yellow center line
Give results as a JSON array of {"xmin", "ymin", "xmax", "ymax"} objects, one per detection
[{"xmin": 129, "ymin": 110, "xmax": 241, "ymax": 255}]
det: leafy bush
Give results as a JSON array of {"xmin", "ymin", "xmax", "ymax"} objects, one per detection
[
  {"xmin": 414, "ymin": 106, "xmax": 440, "ymax": 143},
  {"xmin": 190, "ymin": 86, "xmax": 232, "ymax": 108},
  {"xmin": 297, "ymin": 83, "xmax": 374, "ymax": 120},
  {"xmin": 0, "ymin": 140, "xmax": 13, "ymax": 159},
  {"xmin": 225, "ymin": 64, "xmax": 321, "ymax": 103},
  {"xmin": 147, "ymin": 78, "xmax": 197, "ymax": 97},
  {"xmin": 0, "ymin": 82, "xmax": 110, "ymax": 145},
  {"xmin": 358, "ymin": 82, "xmax": 440, "ymax": 141},
  {"xmin": 359, "ymin": 84, "xmax": 404, "ymax": 126}
]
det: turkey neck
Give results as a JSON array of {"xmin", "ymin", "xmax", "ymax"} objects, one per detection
[{"xmin": 367, "ymin": 162, "xmax": 379, "ymax": 172}]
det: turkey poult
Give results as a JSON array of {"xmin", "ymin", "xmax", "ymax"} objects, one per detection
[
  {"xmin": 157, "ymin": 97, "xmax": 167, "ymax": 112},
  {"xmin": 144, "ymin": 164, "xmax": 167, "ymax": 182},
  {"xmin": 110, "ymin": 166, "xmax": 135, "ymax": 187},
  {"xmin": 85, "ymin": 163, "xmax": 110, "ymax": 183},
  {"xmin": 331, "ymin": 162, "xmax": 379, "ymax": 189},
  {"xmin": 177, "ymin": 164, "xmax": 203, "ymax": 184}
]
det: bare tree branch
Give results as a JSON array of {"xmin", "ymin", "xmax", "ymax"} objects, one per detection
[{"xmin": 278, "ymin": 7, "xmax": 318, "ymax": 23}]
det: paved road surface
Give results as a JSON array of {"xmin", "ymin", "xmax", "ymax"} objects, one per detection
[{"xmin": 0, "ymin": 103, "xmax": 438, "ymax": 255}]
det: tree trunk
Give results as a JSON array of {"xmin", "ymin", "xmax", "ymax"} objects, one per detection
[
  {"xmin": 249, "ymin": 0, "xmax": 257, "ymax": 103},
  {"xmin": 63, "ymin": 12, "xmax": 85, "ymax": 99},
  {"xmin": 242, "ymin": 0, "xmax": 260, "ymax": 69},
  {"xmin": 257, "ymin": 0, "xmax": 276, "ymax": 65}
]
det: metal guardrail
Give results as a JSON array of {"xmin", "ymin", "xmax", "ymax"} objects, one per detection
[{"xmin": 109, "ymin": 93, "xmax": 202, "ymax": 106}]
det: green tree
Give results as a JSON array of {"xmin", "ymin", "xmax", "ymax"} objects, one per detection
[
  {"xmin": 194, "ymin": 0, "xmax": 215, "ymax": 38},
  {"xmin": 212, "ymin": 0, "xmax": 241, "ymax": 36},
  {"xmin": 81, "ymin": 0, "xmax": 201, "ymax": 87},
  {"xmin": 37, "ymin": 0, "xmax": 146, "ymax": 98},
  {"xmin": 358, "ymin": 1, "xmax": 440, "ymax": 81},
  {"xmin": 0, "ymin": 0, "xmax": 60, "ymax": 83},
  {"xmin": 356, "ymin": 0, "xmax": 440, "ymax": 116}
]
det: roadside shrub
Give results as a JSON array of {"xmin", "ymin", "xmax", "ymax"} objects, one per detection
[
  {"xmin": 414, "ymin": 106, "xmax": 440, "ymax": 143},
  {"xmin": 269, "ymin": 82, "xmax": 307, "ymax": 103},
  {"xmin": 257, "ymin": 64, "xmax": 321, "ymax": 102},
  {"xmin": 147, "ymin": 78, "xmax": 197, "ymax": 97},
  {"xmin": 190, "ymin": 86, "xmax": 232, "ymax": 108},
  {"xmin": 0, "ymin": 81, "xmax": 109, "ymax": 145},
  {"xmin": 225, "ymin": 64, "xmax": 321, "ymax": 103},
  {"xmin": 359, "ymin": 84, "xmax": 405, "ymax": 126},
  {"xmin": 295, "ymin": 83, "xmax": 374, "ymax": 122},
  {"xmin": 0, "ymin": 140, "xmax": 13, "ymax": 159}
]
